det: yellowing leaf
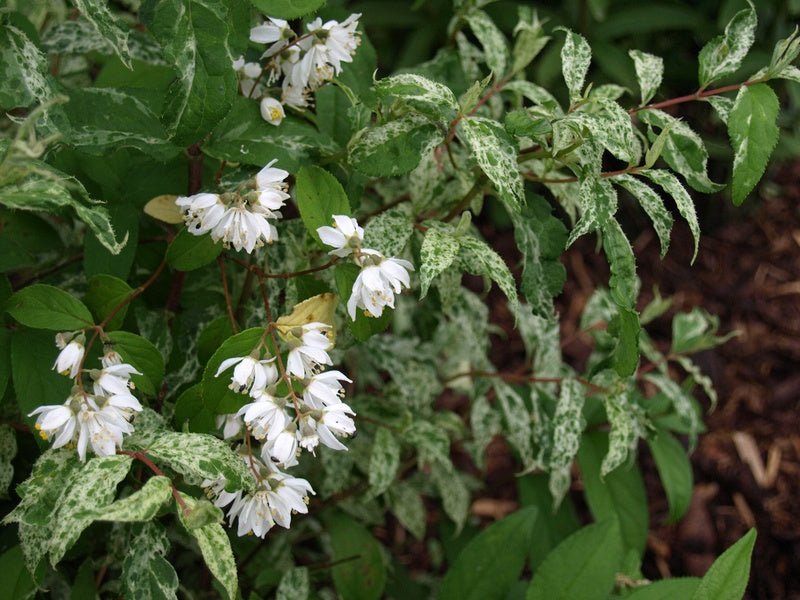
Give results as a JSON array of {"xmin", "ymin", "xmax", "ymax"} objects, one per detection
[
  {"xmin": 275, "ymin": 293, "xmax": 338, "ymax": 346},
  {"xmin": 144, "ymin": 195, "xmax": 183, "ymax": 224}
]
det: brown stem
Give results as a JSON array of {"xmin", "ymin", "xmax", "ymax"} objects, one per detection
[
  {"xmin": 217, "ymin": 256, "xmax": 239, "ymax": 333},
  {"xmin": 442, "ymin": 176, "xmax": 486, "ymax": 222},
  {"xmin": 629, "ymin": 79, "xmax": 759, "ymax": 115},
  {"xmin": 523, "ymin": 164, "xmax": 644, "ymax": 185},
  {"xmin": 119, "ymin": 450, "xmax": 188, "ymax": 513}
]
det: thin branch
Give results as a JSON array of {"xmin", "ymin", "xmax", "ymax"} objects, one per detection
[
  {"xmin": 442, "ymin": 176, "xmax": 486, "ymax": 222},
  {"xmin": 217, "ymin": 256, "xmax": 239, "ymax": 333},
  {"xmin": 629, "ymin": 79, "xmax": 761, "ymax": 115},
  {"xmin": 119, "ymin": 450, "xmax": 188, "ymax": 513}
]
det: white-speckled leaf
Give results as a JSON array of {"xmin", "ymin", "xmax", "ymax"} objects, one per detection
[
  {"xmin": 177, "ymin": 494, "xmax": 237, "ymax": 600},
  {"xmin": 375, "ymin": 73, "xmax": 459, "ymax": 122},
  {"xmin": 468, "ymin": 395, "xmax": 502, "ymax": 469},
  {"xmin": 465, "ymin": 10, "xmax": 509, "ymax": 77},
  {"xmin": 458, "ymin": 235, "xmax": 519, "ymax": 312},
  {"xmin": 90, "ymin": 476, "xmax": 172, "ymax": 522},
  {"xmin": 504, "ymin": 80, "xmax": 563, "ymax": 116},
  {"xmin": 363, "ymin": 205, "xmax": 414, "ymax": 257},
  {"xmin": 628, "ymin": 49, "xmax": 663, "ymax": 105},
  {"xmin": 49, "ymin": 454, "xmax": 133, "ymax": 566},
  {"xmin": 645, "ymin": 373, "xmax": 701, "ymax": 446},
  {"xmin": 276, "ymin": 567, "xmax": 310, "ymax": 600},
  {"xmin": 559, "ymin": 28, "xmax": 592, "ymax": 104},
  {"xmin": 705, "ymin": 96, "xmax": 734, "ymax": 125},
  {"xmin": 698, "ymin": 2, "xmax": 757, "ymax": 87},
  {"xmin": 601, "ymin": 390, "xmax": 638, "ymax": 476},
  {"xmin": 0, "ymin": 426, "xmax": 16, "ymax": 499},
  {"xmin": 458, "ymin": 116, "xmax": 524, "ymax": 213},
  {"xmin": 122, "ymin": 522, "xmax": 179, "ymax": 600},
  {"xmin": 548, "ymin": 378, "xmax": 585, "ymax": 507},
  {"xmin": 675, "ymin": 355, "xmax": 718, "ymax": 410},
  {"xmin": 43, "ymin": 20, "xmax": 165, "ymax": 64},
  {"xmin": 615, "ymin": 174, "xmax": 674, "ymax": 257},
  {"xmin": 430, "ymin": 462, "xmax": 470, "ymax": 531},
  {"xmin": 73, "ymin": 0, "xmax": 132, "ymax": 68},
  {"xmin": 368, "ymin": 427, "xmax": 401, "ymax": 498},
  {"xmin": 388, "ymin": 482, "xmax": 427, "ymax": 540},
  {"xmin": 566, "ymin": 177, "xmax": 618, "ymax": 247},
  {"xmin": 420, "ymin": 224, "xmax": 461, "ymax": 297},
  {"xmin": 494, "ymin": 380, "xmax": 536, "ymax": 469},
  {"xmin": 640, "ymin": 170, "xmax": 700, "ymax": 262}
]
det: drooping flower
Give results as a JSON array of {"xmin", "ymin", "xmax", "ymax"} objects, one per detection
[
  {"xmin": 254, "ymin": 160, "xmax": 290, "ymax": 211},
  {"xmin": 316, "ymin": 402, "xmax": 356, "ymax": 450},
  {"xmin": 307, "ymin": 14, "xmax": 362, "ymax": 75},
  {"xmin": 176, "ymin": 193, "xmax": 226, "ymax": 235},
  {"xmin": 236, "ymin": 390, "xmax": 288, "ymax": 441},
  {"xmin": 216, "ymin": 354, "xmax": 278, "ymax": 395},
  {"xmin": 53, "ymin": 334, "xmax": 85, "ymax": 379},
  {"xmin": 92, "ymin": 363, "xmax": 141, "ymax": 397},
  {"xmin": 259, "ymin": 97, "xmax": 285, "ymax": 126},
  {"xmin": 286, "ymin": 323, "xmax": 333, "ymax": 378},
  {"xmin": 316, "ymin": 215, "xmax": 364, "ymax": 257},
  {"xmin": 29, "ymin": 401, "xmax": 77, "ymax": 449},
  {"xmin": 347, "ymin": 250, "xmax": 414, "ymax": 319},
  {"xmin": 263, "ymin": 425, "xmax": 299, "ymax": 467},
  {"xmin": 249, "ymin": 17, "xmax": 293, "ymax": 56},
  {"xmin": 302, "ymin": 370, "xmax": 351, "ymax": 409},
  {"xmin": 216, "ymin": 414, "xmax": 243, "ymax": 439}
]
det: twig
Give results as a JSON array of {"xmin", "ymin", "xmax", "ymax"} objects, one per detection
[
  {"xmin": 217, "ymin": 256, "xmax": 239, "ymax": 333},
  {"xmin": 118, "ymin": 450, "xmax": 188, "ymax": 513},
  {"xmin": 629, "ymin": 79, "xmax": 760, "ymax": 115}
]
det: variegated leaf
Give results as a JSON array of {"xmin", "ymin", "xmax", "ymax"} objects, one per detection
[
  {"xmin": 698, "ymin": 2, "xmax": 757, "ymax": 88},
  {"xmin": 559, "ymin": 28, "xmax": 592, "ymax": 104},
  {"xmin": 465, "ymin": 10, "xmax": 509, "ymax": 77},
  {"xmin": 548, "ymin": 379, "xmax": 586, "ymax": 507},
  {"xmin": 628, "ymin": 49, "xmax": 663, "ymax": 105},
  {"xmin": 420, "ymin": 224, "xmax": 461, "ymax": 297},
  {"xmin": 616, "ymin": 174, "xmax": 674, "ymax": 257},
  {"xmin": 640, "ymin": 170, "xmax": 700, "ymax": 262}
]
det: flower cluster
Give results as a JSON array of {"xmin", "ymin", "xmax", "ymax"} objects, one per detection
[
  {"xmin": 235, "ymin": 13, "xmax": 362, "ymax": 121},
  {"xmin": 30, "ymin": 334, "xmax": 143, "ymax": 461},
  {"xmin": 177, "ymin": 160, "xmax": 289, "ymax": 254},
  {"xmin": 205, "ymin": 321, "xmax": 354, "ymax": 536},
  {"xmin": 317, "ymin": 215, "xmax": 414, "ymax": 319}
]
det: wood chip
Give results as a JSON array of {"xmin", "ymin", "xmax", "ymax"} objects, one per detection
[
  {"xmin": 469, "ymin": 498, "xmax": 518, "ymax": 520},
  {"xmin": 733, "ymin": 492, "xmax": 757, "ymax": 528},
  {"xmin": 732, "ymin": 431, "xmax": 768, "ymax": 487}
]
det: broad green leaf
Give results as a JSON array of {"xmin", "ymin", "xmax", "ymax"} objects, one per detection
[
  {"xmin": 727, "ymin": 83, "xmax": 780, "ymax": 206},
  {"xmin": 504, "ymin": 110, "xmax": 552, "ymax": 139},
  {"xmin": 49, "ymin": 454, "xmax": 134, "ymax": 566},
  {"xmin": 526, "ymin": 520, "xmax": 623, "ymax": 600},
  {"xmin": 577, "ymin": 431, "xmax": 648, "ymax": 556},
  {"xmin": 147, "ymin": 432, "xmax": 255, "ymax": 492},
  {"xmin": 645, "ymin": 373, "xmax": 700, "ymax": 447},
  {"xmin": 362, "ymin": 206, "xmax": 413, "ymax": 258},
  {"xmin": 368, "ymin": 427, "xmax": 400, "ymax": 497},
  {"xmin": 465, "ymin": 10, "xmax": 509, "ymax": 78},
  {"xmin": 626, "ymin": 578, "xmax": 701, "ymax": 600},
  {"xmin": 548, "ymin": 379, "xmax": 585, "ymax": 507},
  {"xmin": 84, "ymin": 203, "xmax": 140, "ymax": 280},
  {"xmin": 0, "ymin": 425, "xmax": 17, "ymax": 498},
  {"xmin": 7, "ymin": 284, "xmax": 93, "ymax": 330},
  {"xmin": 640, "ymin": 170, "xmax": 700, "ymax": 262},
  {"xmin": 107, "ymin": 330, "xmax": 165, "ymax": 397},
  {"xmin": 73, "ymin": 0, "xmax": 132, "ymax": 68},
  {"xmin": 166, "ymin": 227, "xmax": 223, "ymax": 271},
  {"xmin": 295, "ymin": 166, "xmax": 352, "ymax": 247},
  {"xmin": 375, "ymin": 73, "xmax": 459, "ymax": 123},
  {"xmin": 648, "ymin": 427, "xmax": 692, "ymax": 523},
  {"xmin": 276, "ymin": 567, "xmax": 310, "ymax": 600},
  {"xmin": 248, "ymin": 0, "xmax": 325, "ymax": 19},
  {"xmin": 691, "ymin": 529, "xmax": 756, "ymax": 600},
  {"xmin": 458, "ymin": 235, "xmax": 519, "ymax": 313},
  {"xmin": 698, "ymin": 3, "xmax": 757, "ymax": 88},
  {"xmin": 177, "ymin": 494, "xmax": 238, "ymax": 600},
  {"xmin": 173, "ymin": 384, "xmax": 216, "ymax": 433},
  {"xmin": 387, "ymin": 482, "xmax": 426, "ymax": 540},
  {"xmin": 559, "ymin": 28, "xmax": 592, "ymax": 104},
  {"xmin": 122, "ymin": 522, "xmax": 179, "ymax": 600},
  {"xmin": 616, "ymin": 174, "xmax": 673, "ymax": 257},
  {"xmin": 11, "ymin": 329, "xmax": 73, "ymax": 423},
  {"xmin": 419, "ymin": 225, "xmax": 460, "ymax": 298},
  {"xmin": 608, "ymin": 306, "xmax": 640, "ymax": 377},
  {"xmin": 439, "ymin": 507, "xmax": 538, "ymax": 600},
  {"xmin": 324, "ymin": 511, "xmax": 387, "ymax": 600},
  {"xmin": 601, "ymin": 219, "xmax": 637, "ymax": 311},
  {"xmin": 629, "ymin": 49, "xmax": 663, "ymax": 105},
  {"xmin": 90, "ymin": 476, "xmax": 172, "ymax": 522},
  {"xmin": 567, "ymin": 178, "xmax": 617, "ymax": 247},
  {"xmin": 334, "ymin": 263, "xmax": 392, "ymax": 341},
  {"xmin": 638, "ymin": 109, "xmax": 724, "ymax": 194},
  {"xmin": 84, "ymin": 274, "xmax": 132, "ymax": 331},
  {"xmin": 0, "ymin": 545, "xmax": 36, "ymax": 599},
  {"xmin": 349, "ymin": 113, "xmax": 443, "ymax": 177},
  {"xmin": 458, "ymin": 116, "xmax": 524, "ymax": 213},
  {"xmin": 202, "ymin": 327, "xmax": 265, "ymax": 414}
]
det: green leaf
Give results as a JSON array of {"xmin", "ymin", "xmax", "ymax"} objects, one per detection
[
  {"xmin": 465, "ymin": 10, "xmax": 509, "ymax": 78},
  {"xmin": 526, "ymin": 520, "xmax": 623, "ymax": 600},
  {"xmin": 202, "ymin": 327, "xmax": 264, "ymax": 413},
  {"xmin": 626, "ymin": 578, "xmax": 701, "ymax": 600},
  {"xmin": 363, "ymin": 206, "xmax": 414, "ymax": 258},
  {"xmin": 174, "ymin": 384, "xmax": 216, "ymax": 433},
  {"xmin": 368, "ymin": 427, "xmax": 400, "ymax": 497},
  {"xmin": 49, "ymin": 454, "xmax": 134, "ymax": 566},
  {"xmin": 601, "ymin": 219, "xmax": 637, "ymax": 311},
  {"xmin": 577, "ymin": 431, "xmax": 648, "ymax": 556},
  {"xmin": 349, "ymin": 114, "xmax": 443, "ymax": 177},
  {"xmin": 698, "ymin": 3, "xmax": 757, "ymax": 88},
  {"xmin": 248, "ymin": 0, "xmax": 325, "ymax": 19},
  {"xmin": 690, "ymin": 529, "xmax": 756, "ymax": 600},
  {"xmin": 387, "ymin": 482, "xmax": 426, "ymax": 541},
  {"xmin": 107, "ymin": 330, "xmax": 166, "ymax": 397},
  {"xmin": 295, "ymin": 166, "xmax": 352, "ymax": 247},
  {"xmin": 727, "ymin": 83, "xmax": 780, "ymax": 206},
  {"xmin": 147, "ymin": 432, "xmax": 256, "ymax": 492},
  {"xmin": 73, "ymin": 0, "xmax": 133, "ymax": 68},
  {"xmin": 645, "ymin": 373, "xmax": 701, "ymax": 447},
  {"xmin": 638, "ymin": 109, "xmax": 724, "ymax": 194},
  {"xmin": 458, "ymin": 116, "xmax": 524, "ymax": 213},
  {"xmin": 640, "ymin": 170, "xmax": 700, "ymax": 262},
  {"xmin": 608, "ymin": 306, "xmax": 640, "ymax": 377},
  {"xmin": 7, "ymin": 284, "xmax": 94, "ymax": 330},
  {"xmin": 90, "ymin": 476, "xmax": 172, "ymax": 522},
  {"xmin": 492, "ymin": 381, "xmax": 535, "ymax": 469},
  {"xmin": 628, "ymin": 49, "xmax": 663, "ymax": 105},
  {"xmin": 567, "ymin": 178, "xmax": 617, "ymax": 247},
  {"xmin": 511, "ymin": 8, "xmax": 550, "ymax": 75},
  {"xmin": 419, "ymin": 225, "xmax": 460, "ymax": 298},
  {"xmin": 547, "ymin": 379, "xmax": 585, "ymax": 507},
  {"xmin": 177, "ymin": 494, "xmax": 238, "ymax": 600},
  {"xmin": 648, "ymin": 427, "xmax": 692, "ymax": 523},
  {"xmin": 334, "ymin": 263, "xmax": 392, "ymax": 341},
  {"xmin": 430, "ymin": 462, "xmax": 471, "ymax": 532},
  {"xmin": 84, "ymin": 203, "xmax": 140, "ymax": 280},
  {"xmin": 122, "ymin": 522, "xmax": 179, "ymax": 600},
  {"xmin": 324, "ymin": 511, "xmax": 387, "ymax": 600},
  {"xmin": 142, "ymin": 0, "xmax": 242, "ymax": 145},
  {"xmin": 375, "ymin": 73, "xmax": 459, "ymax": 123},
  {"xmin": 85, "ymin": 274, "xmax": 132, "ymax": 331},
  {"xmin": 458, "ymin": 236, "xmax": 518, "ymax": 313},
  {"xmin": 276, "ymin": 567, "xmax": 310, "ymax": 600},
  {"xmin": 11, "ymin": 328, "xmax": 73, "ymax": 421},
  {"xmin": 439, "ymin": 507, "xmax": 538, "ymax": 600},
  {"xmin": 559, "ymin": 28, "xmax": 592, "ymax": 104},
  {"xmin": 671, "ymin": 307, "xmax": 733, "ymax": 355},
  {"xmin": 0, "ymin": 545, "xmax": 36, "ymax": 600},
  {"xmin": 615, "ymin": 175, "xmax": 673, "ymax": 257},
  {"xmin": 166, "ymin": 227, "xmax": 223, "ymax": 272},
  {"xmin": 0, "ymin": 425, "xmax": 16, "ymax": 498}
]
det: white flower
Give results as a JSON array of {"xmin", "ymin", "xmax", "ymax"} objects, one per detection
[
  {"xmin": 260, "ymin": 97, "xmax": 285, "ymax": 126},
  {"xmin": 210, "ymin": 204, "xmax": 279, "ymax": 253},
  {"xmin": 307, "ymin": 14, "xmax": 361, "ymax": 75},
  {"xmin": 266, "ymin": 471, "xmax": 314, "ymax": 528},
  {"xmin": 216, "ymin": 355, "xmax": 278, "ymax": 395},
  {"xmin": 176, "ymin": 193, "xmax": 226, "ymax": 235},
  {"xmin": 302, "ymin": 370, "xmax": 351, "ymax": 409},
  {"xmin": 100, "ymin": 350, "xmax": 123, "ymax": 368},
  {"xmin": 29, "ymin": 401, "xmax": 77, "ymax": 449},
  {"xmin": 281, "ymin": 82, "xmax": 311, "ymax": 108},
  {"xmin": 233, "ymin": 56, "xmax": 265, "ymax": 97},
  {"xmin": 250, "ymin": 17, "xmax": 293, "ymax": 56},
  {"xmin": 254, "ymin": 159, "xmax": 290, "ymax": 211},
  {"xmin": 286, "ymin": 323, "xmax": 333, "ymax": 378},
  {"xmin": 347, "ymin": 251, "xmax": 414, "ymax": 319},
  {"xmin": 264, "ymin": 426, "xmax": 299, "ymax": 467},
  {"xmin": 92, "ymin": 363, "xmax": 141, "ymax": 397},
  {"xmin": 229, "ymin": 490, "xmax": 276, "ymax": 537},
  {"xmin": 236, "ymin": 390, "xmax": 288, "ymax": 441},
  {"xmin": 216, "ymin": 414, "xmax": 243, "ymax": 439},
  {"xmin": 317, "ymin": 402, "xmax": 356, "ymax": 451},
  {"xmin": 317, "ymin": 214, "xmax": 364, "ymax": 257},
  {"xmin": 53, "ymin": 337, "xmax": 84, "ymax": 379}
]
